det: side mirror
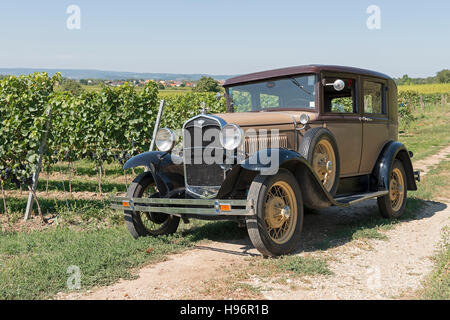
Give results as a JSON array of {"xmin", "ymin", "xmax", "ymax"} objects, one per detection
[
  {"xmin": 324, "ymin": 79, "xmax": 346, "ymax": 91},
  {"xmin": 333, "ymin": 79, "xmax": 345, "ymax": 91}
]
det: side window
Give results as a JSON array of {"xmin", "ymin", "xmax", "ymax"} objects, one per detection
[
  {"xmin": 324, "ymin": 78, "xmax": 357, "ymax": 113},
  {"xmin": 363, "ymin": 81, "xmax": 384, "ymax": 114}
]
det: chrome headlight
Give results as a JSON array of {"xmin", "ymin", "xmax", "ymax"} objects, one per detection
[
  {"xmin": 299, "ymin": 113, "xmax": 310, "ymax": 125},
  {"xmin": 155, "ymin": 128, "xmax": 176, "ymax": 152},
  {"xmin": 220, "ymin": 124, "xmax": 243, "ymax": 151}
]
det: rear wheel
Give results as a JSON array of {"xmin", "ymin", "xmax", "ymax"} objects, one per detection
[
  {"xmin": 246, "ymin": 169, "xmax": 304, "ymax": 257},
  {"xmin": 124, "ymin": 172, "xmax": 180, "ymax": 238},
  {"xmin": 377, "ymin": 160, "xmax": 407, "ymax": 219}
]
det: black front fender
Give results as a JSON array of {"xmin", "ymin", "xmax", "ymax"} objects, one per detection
[
  {"xmin": 241, "ymin": 148, "xmax": 304, "ymax": 174},
  {"xmin": 123, "ymin": 151, "xmax": 184, "ymax": 195},
  {"xmin": 123, "ymin": 151, "xmax": 183, "ymax": 170},
  {"xmin": 218, "ymin": 149, "xmax": 340, "ymax": 209}
]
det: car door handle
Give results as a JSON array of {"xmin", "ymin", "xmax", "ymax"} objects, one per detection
[{"xmin": 359, "ymin": 117, "xmax": 374, "ymax": 122}]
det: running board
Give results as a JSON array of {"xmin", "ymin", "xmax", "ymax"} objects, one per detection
[{"xmin": 333, "ymin": 191, "xmax": 388, "ymax": 205}]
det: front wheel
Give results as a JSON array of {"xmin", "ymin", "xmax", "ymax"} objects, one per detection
[
  {"xmin": 377, "ymin": 160, "xmax": 408, "ymax": 219},
  {"xmin": 246, "ymin": 169, "xmax": 304, "ymax": 257},
  {"xmin": 124, "ymin": 172, "xmax": 180, "ymax": 238}
]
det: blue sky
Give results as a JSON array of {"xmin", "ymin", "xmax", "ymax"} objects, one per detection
[{"xmin": 0, "ymin": 0, "xmax": 448, "ymax": 77}]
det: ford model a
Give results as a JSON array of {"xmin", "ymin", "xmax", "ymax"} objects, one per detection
[{"xmin": 111, "ymin": 65, "xmax": 420, "ymax": 257}]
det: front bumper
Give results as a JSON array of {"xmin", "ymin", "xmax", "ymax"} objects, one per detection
[{"xmin": 110, "ymin": 196, "xmax": 254, "ymax": 217}]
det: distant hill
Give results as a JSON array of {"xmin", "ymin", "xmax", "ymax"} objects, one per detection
[{"xmin": 0, "ymin": 68, "xmax": 236, "ymax": 81}]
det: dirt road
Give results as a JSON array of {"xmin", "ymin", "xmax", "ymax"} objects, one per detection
[{"xmin": 62, "ymin": 146, "xmax": 450, "ymax": 300}]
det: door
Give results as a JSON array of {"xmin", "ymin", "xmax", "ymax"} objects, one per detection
[
  {"xmin": 359, "ymin": 78, "xmax": 389, "ymax": 174},
  {"xmin": 320, "ymin": 74, "xmax": 362, "ymax": 177}
]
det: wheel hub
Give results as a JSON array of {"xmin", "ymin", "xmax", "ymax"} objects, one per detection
[
  {"xmin": 265, "ymin": 197, "xmax": 291, "ymax": 229},
  {"xmin": 326, "ymin": 161, "xmax": 333, "ymax": 172},
  {"xmin": 312, "ymin": 140, "xmax": 336, "ymax": 192}
]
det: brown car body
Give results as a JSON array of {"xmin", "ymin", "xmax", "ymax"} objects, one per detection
[
  {"xmin": 114, "ymin": 65, "xmax": 420, "ymax": 256},
  {"xmin": 221, "ymin": 65, "xmax": 398, "ymax": 178}
]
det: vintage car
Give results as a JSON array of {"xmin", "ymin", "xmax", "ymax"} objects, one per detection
[{"xmin": 111, "ymin": 65, "xmax": 420, "ymax": 257}]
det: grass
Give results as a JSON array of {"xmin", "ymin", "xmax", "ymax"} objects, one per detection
[
  {"xmin": 0, "ymin": 227, "xmax": 189, "ymax": 299},
  {"xmin": 411, "ymin": 158, "xmax": 450, "ymax": 200},
  {"xmin": 0, "ymin": 220, "xmax": 245, "ymax": 300},
  {"xmin": 2, "ymin": 197, "xmax": 116, "ymax": 226},
  {"xmin": 399, "ymin": 104, "xmax": 450, "ymax": 161},
  {"xmin": 422, "ymin": 227, "xmax": 450, "ymax": 300},
  {"xmin": 411, "ymin": 159, "xmax": 450, "ymax": 300},
  {"xmin": 267, "ymin": 255, "xmax": 332, "ymax": 276}
]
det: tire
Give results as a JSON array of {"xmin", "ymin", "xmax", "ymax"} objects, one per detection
[
  {"xmin": 299, "ymin": 127, "xmax": 340, "ymax": 195},
  {"xmin": 124, "ymin": 172, "xmax": 180, "ymax": 238},
  {"xmin": 377, "ymin": 160, "xmax": 408, "ymax": 219},
  {"xmin": 246, "ymin": 169, "xmax": 304, "ymax": 257}
]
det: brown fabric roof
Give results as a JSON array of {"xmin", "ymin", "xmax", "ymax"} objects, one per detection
[{"xmin": 224, "ymin": 65, "xmax": 392, "ymax": 86}]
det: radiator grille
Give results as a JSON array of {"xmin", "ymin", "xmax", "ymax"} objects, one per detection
[
  {"xmin": 182, "ymin": 115, "xmax": 289, "ymax": 197},
  {"xmin": 183, "ymin": 117, "xmax": 224, "ymax": 189}
]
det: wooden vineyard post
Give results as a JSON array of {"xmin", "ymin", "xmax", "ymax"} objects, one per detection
[
  {"xmin": 24, "ymin": 109, "xmax": 52, "ymax": 221},
  {"xmin": 145, "ymin": 99, "xmax": 165, "ymax": 172},
  {"xmin": 149, "ymin": 99, "xmax": 166, "ymax": 152}
]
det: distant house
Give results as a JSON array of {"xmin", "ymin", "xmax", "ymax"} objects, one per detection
[{"xmin": 108, "ymin": 81, "xmax": 125, "ymax": 87}]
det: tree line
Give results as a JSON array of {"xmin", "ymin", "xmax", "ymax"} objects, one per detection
[{"xmin": 395, "ymin": 69, "xmax": 450, "ymax": 85}]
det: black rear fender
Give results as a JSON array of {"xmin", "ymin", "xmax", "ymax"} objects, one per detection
[{"xmin": 373, "ymin": 141, "xmax": 417, "ymax": 191}]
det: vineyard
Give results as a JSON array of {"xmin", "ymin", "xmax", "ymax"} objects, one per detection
[
  {"xmin": 398, "ymin": 83, "xmax": 450, "ymax": 94},
  {"xmin": 0, "ymin": 73, "xmax": 225, "ymax": 221},
  {"xmin": 0, "ymin": 73, "xmax": 448, "ymax": 222}
]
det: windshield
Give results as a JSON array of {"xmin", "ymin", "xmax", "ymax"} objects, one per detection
[{"xmin": 226, "ymin": 75, "xmax": 316, "ymax": 112}]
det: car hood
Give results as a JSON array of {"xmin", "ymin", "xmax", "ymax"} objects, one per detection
[{"xmin": 213, "ymin": 111, "xmax": 317, "ymax": 128}]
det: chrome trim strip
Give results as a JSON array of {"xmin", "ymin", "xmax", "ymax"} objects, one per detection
[
  {"xmin": 110, "ymin": 197, "xmax": 251, "ymax": 216},
  {"xmin": 112, "ymin": 196, "xmax": 247, "ymax": 206}
]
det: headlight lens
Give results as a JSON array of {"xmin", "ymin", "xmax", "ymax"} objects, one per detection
[
  {"xmin": 299, "ymin": 113, "xmax": 310, "ymax": 125},
  {"xmin": 220, "ymin": 124, "xmax": 243, "ymax": 150},
  {"xmin": 155, "ymin": 128, "xmax": 176, "ymax": 152}
]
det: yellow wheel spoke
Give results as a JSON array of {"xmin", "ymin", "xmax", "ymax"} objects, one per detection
[{"xmin": 264, "ymin": 180, "xmax": 298, "ymax": 245}]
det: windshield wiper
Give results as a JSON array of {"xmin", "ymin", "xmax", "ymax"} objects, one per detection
[{"xmin": 290, "ymin": 78, "xmax": 312, "ymax": 95}]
